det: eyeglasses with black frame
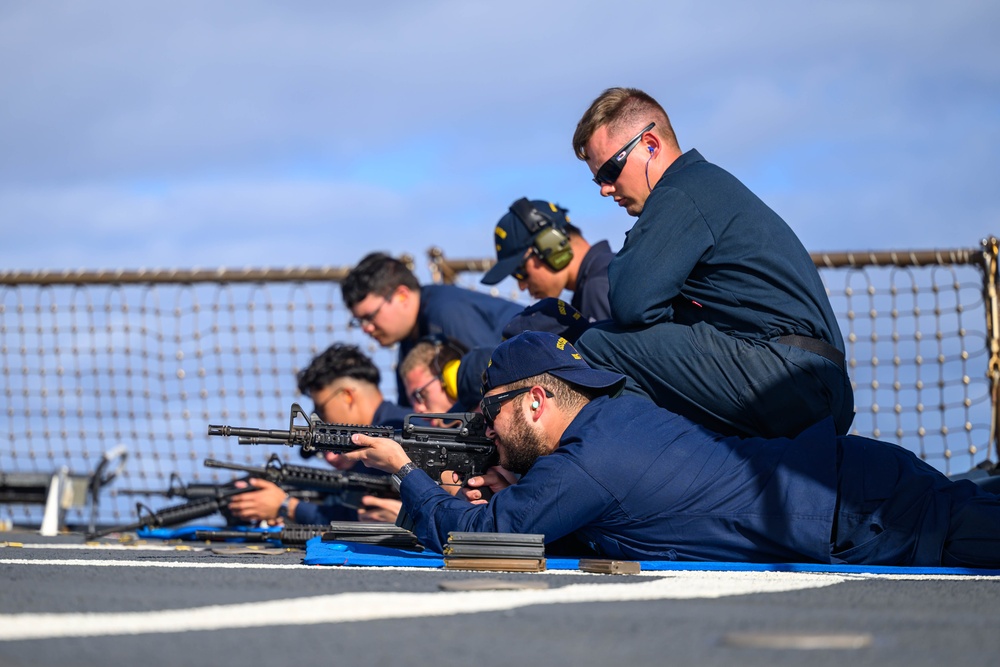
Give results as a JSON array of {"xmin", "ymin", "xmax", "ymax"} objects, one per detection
[
  {"xmin": 592, "ymin": 122, "xmax": 656, "ymax": 186},
  {"xmin": 480, "ymin": 386, "xmax": 555, "ymax": 429},
  {"xmin": 348, "ymin": 295, "xmax": 390, "ymax": 329},
  {"xmin": 409, "ymin": 375, "xmax": 441, "ymax": 406},
  {"xmin": 312, "ymin": 387, "xmax": 348, "ymax": 421}
]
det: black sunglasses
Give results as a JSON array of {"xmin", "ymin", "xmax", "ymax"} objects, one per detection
[
  {"xmin": 480, "ymin": 386, "xmax": 554, "ymax": 429},
  {"xmin": 592, "ymin": 122, "xmax": 656, "ymax": 186},
  {"xmin": 511, "ymin": 248, "xmax": 539, "ymax": 281}
]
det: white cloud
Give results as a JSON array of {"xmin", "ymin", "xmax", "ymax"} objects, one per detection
[{"xmin": 0, "ymin": 0, "xmax": 997, "ymax": 273}]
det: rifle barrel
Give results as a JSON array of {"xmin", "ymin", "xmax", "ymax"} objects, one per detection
[
  {"xmin": 207, "ymin": 425, "xmax": 293, "ymax": 440},
  {"xmin": 204, "ymin": 459, "xmax": 264, "ymax": 474}
]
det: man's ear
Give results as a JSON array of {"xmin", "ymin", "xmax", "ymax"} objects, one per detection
[
  {"xmin": 528, "ymin": 385, "xmax": 548, "ymax": 421},
  {"xmin": 644, "ymin": 131, "xmax": 660, "ymax": 158},
  {"xmin": 393, "ymin": 284, "xmax": 413, "ymax": 303}
]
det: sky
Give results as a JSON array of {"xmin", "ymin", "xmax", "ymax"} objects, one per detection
[{"xmin": 1, "ymin": 1, "xmax": 999, "ymax": 281}]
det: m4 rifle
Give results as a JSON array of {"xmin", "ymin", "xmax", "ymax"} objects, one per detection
[
  {"xmin": 87, "ymin": 485, "xmax": 255, "ymax": 540},
  {"xmin": 208, "ymin": 404, "xmax": 498, "ymax": 483},
  {"xmin": 203, "ymin": 454, "xmax": 393, "ymax": 498}
]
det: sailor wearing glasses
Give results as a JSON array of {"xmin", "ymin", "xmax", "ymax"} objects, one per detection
[
  {"xmin": 571, "ymin": 87, "xmax": 854, "ymax": 439},
  {"xmin": 479, "ymin": 198, "xmax": 616, "ymax": 323},
  {"xmin": 399, "ymin": 301, "xmax": 597, "ymax": 425},
  {"xmin": 342, "ymin": 252, "xmax": 523, "ymax": 407},
  {"xmin": 342, "ymin": 331, "xmax": 1000, "ymax": 567},
  {"xmin": 229, "ymin": 343, "xmax": 406, "ymax": 525}
]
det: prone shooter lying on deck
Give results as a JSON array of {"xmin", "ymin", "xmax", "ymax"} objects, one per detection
[{"xmin": 335, "ymin": 331, "xmax": 1000, "ymax": 568}]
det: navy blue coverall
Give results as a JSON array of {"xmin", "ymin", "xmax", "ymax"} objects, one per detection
[
  {"xmin": 398, "ymin": 395, "xmax": 1000, "ymax": 567},
  {"xmin": 395, "ymin": 285, "xmax": 522, "ymax": 406},
  {"xmin": 575, "ymin": 149, "xmax": 854, "ymax": 438},
  {"xmin": 570, "ymin": 240, "xmax": 615, "ymax": 323}
]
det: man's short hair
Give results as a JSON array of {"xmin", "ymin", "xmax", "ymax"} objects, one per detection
[
  {"xmin": 503, "ymin": 372, "xmax": 596, "ymax": 414},
  {"xmin": 341, "ymin": 252, "xmax": 421, "ymax": 309},
  {"xmin": 296, "ymin": 343, "xmax": 381, "ymax": 395},
  {"xmin": 572, "ymin": 87, "xmax": 678, "ymax": 161},
  {"xmin": 399, "ymin": 337, "xmax": 465, "ymax": 379}
]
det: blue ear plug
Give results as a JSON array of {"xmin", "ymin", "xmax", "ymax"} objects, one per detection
[{"xmin": 648, "ymin": 146, "xmax": 654, "ymax": 153}]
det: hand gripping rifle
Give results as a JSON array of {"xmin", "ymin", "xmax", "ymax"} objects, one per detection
[{"xmin": 207, "ymin": 403, "xmax": 498, "ymax": 484}]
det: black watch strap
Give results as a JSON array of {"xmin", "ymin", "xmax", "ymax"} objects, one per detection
[
  {"xmin": 391, "ymin": 462, "xmax": 419, "ymax": 492},
  {"xmin": 277, "ymin": 494, "xmax": 291, "ymax": 520}
]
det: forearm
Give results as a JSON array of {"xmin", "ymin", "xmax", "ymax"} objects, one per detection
[
  {"xmin": 399, "ymin": 471, "xmax": 498, "ymax": 552},
  {"xmin": 398, "ymin": 463, "xmax": 597, "ymax": 553}
]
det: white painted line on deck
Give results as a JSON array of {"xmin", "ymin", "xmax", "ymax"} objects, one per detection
[
  {"xmin": 0, "ymin": 571, "xmax": 845, "ymax": 640},
  {"xmin": 3, "ymin": 542, "xmax": 208, "ymax": 551},
  {"xmin": 0, "ymin": 558, "xmax": 317, "ymax": 570}
]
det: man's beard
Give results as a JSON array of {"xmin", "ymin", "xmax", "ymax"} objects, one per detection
[{"xmin": 497, "ymin": 406, "xmax": 548, "ymax": 475}]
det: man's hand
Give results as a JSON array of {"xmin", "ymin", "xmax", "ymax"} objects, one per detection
[
  {"xmin": 324, "ymin": 451, "xmax": 355, "ymax": 471},
  {"xmin": 457, "ymin": 466, "xmax": 516, "ymax": 504},
  {"xmin": 227, "ymin": 479, "xmax": 294, "ymax": 522},
  {"xmin": 356, "ymin": 495, "xmax": 401, "ymax": 523},
  {"xmin": 339, "ymin": 433, "xmax": 411, "ymax": 474}
]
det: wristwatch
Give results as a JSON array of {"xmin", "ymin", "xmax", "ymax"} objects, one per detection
[
  {"xmin": 277, "ymin": 494, "xmax": 292, "ymax": 520},
  {"xmin": 391, "ymin": 462, "xmax": 419, "ymax": 492}
]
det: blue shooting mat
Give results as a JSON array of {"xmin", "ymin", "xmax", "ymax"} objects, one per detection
[
  {"xmin": 303, "ymin": 538, "xmax": 1000, "ymax": 575},
  {"xmin": 136, "ymin": 525, "xmax": 282, "ymax": 541}
]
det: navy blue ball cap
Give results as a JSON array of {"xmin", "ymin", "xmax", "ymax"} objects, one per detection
[
  {"xmin": 481, "ymin": 199, "xmax": 570, "ymax": 285},
  {"xmin": 482, "ymin": 331, "xmax": 626, "ymax": 397},
  {"xmin": 502, "ymin": 298, "xmax": 593, "ymax": 344}
]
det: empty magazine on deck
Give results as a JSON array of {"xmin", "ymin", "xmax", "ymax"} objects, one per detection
[
  {"xmin": 443, "ymin": 532, "xmax": 546, "ymax": 571},
  {"xmin": 322, "ymin": 521, "xmax": 422, "ymax": 550},
  {"xmin": 443, "ymin": 557, "xmax": 546, "ymax": 572},
  {"xmin": 446, "ymin": 532, "xmax": 544, "ymax": 546},
  {"xmin": 443, "ymin": 542, "xmax": 546, "ymax": 559}
]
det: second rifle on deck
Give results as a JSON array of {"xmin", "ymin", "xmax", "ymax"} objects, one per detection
[
  {"xmin": 203, "ymin": 454, "xmax": 394, "ymax": 508},
  {"xmin": 86, "ymin": 485, "xmax": 256, "ymax": 540}
]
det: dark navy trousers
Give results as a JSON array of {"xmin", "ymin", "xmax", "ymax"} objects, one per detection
[
  {"xmin": 576, "ymin": 320, "xmax": 855, "ymax": 439},
  {"xmin": 834, "ymin": 435, "xmax": 1000, "ymax": 567}
]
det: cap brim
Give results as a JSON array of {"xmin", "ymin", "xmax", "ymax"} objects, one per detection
[
  {"xmin": 550, "ymin": 367, "xmax": 627, "ymax": 397},
  {"xmin": 481, "ymin": 254, "xmax": 524, "ymax": 285}
]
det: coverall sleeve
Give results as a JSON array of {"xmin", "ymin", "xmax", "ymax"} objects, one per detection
[
  {"xmin": 608, "ymin": 188, "xmax": 715, "ymax": 327},
  {"xmin": 399, "ymin": 457, "xmax": 614, "ymax": 553}
]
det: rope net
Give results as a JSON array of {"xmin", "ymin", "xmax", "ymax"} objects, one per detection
[
  {"xmin": 1, "ymin": 276, "xmax": 397, "ymax": 527},
  {"xmin": 1, "ymin": 242, "xmax": 996, "ymax": 527}
]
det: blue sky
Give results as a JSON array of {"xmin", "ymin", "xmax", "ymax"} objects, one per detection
[{"xmin": 1, "ymin": 1, "xmax": 998, "ymax": 282}]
